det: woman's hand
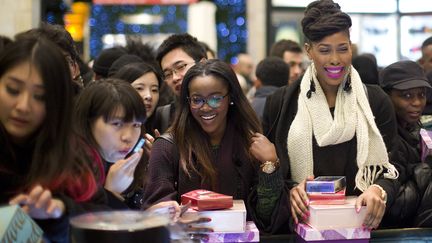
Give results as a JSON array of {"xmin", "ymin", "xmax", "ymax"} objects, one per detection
[
  {"xmin": 143, "ymin": 133, "xmax": 155, "ymax": 156},
  {"xmin": 9, "ymin": 185, "xmax": 65, "ymax": 219},
  {"xmin": 249, "ymin": 132, "xmax": 277, "ymax": 163},
  {"xmin": 147, "ymin": 200, "xmax": 181, "ymax": 221},
  {"xmin": 104, "ymin": 149, "xmax": 143, "ymax": 194},
  {"xmin": 355, "ymin": 185, "xmax": 386, "ymax": 229},
  {"xmin": 289, "ymin": 176, "xmax": 313, "ymax": 224}
]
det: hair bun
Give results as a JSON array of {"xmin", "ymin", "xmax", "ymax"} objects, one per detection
[{"xmin": 302, "ymin": 0, "xmax": 352, "ymax": 43}]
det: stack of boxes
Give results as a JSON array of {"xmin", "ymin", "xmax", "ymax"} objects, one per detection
[
  {"xmin": 181, "ymin": 189, "xmax": 259, "ymax": 242},
  {"xmin": 296, "ymin": 176, "xmax": 371, "ymax": 242}
]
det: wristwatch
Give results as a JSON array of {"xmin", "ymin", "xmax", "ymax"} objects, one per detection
[{"xmin": 261, "ymin": 159, "xmax": 280, "ymax": 174}]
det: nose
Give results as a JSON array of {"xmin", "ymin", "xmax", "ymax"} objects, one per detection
[
  {"xmin": 412, "ymin": 95, "xmax": 424, "ymax": 107},
  {"xmin": 292, "ymin": 64, "xmax": 302, "ymax": 76},
  {"xmin": 330, "ymin": 52, "xmax": 340, "ymax": 66},
  {"xmin": 172, "ymin": 70, "xmax": 182, "ymax": 83},
  {"xmin": 200, "ymin": 101, "xmax": 212, "ymax": 112},
  {"xmin": 15, "ymin": 92, "xmax": 31, "ymax": 114},
  {"xmin": 143, "ymin": 89, "xmax": 152, "ymax": 101},
  {"xmin": 120, "ymin": 127, "xmax": 135, "ymax": 144}
]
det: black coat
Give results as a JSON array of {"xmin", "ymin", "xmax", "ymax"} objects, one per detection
[{"xmin": 262, "ymin": 80, "xmax": 401, "ymax": 207}]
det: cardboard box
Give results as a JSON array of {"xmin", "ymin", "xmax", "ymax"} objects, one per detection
[
  {"xmin": 306, "ymin": 176, "xmax": 346, "ymax": 193},
  {"xmin": 308, "ymin": 189, "xmax": 346, "ymax": 205},
  {"xmin": 295, "ymin": 223, "xmax": 370, "ymax": 241},
  {"xmin": 181, "ymin": 200, "xmax": 246, "ymax": 233},
  {"xmin": 0, "ymin": 205, "xmax": 43, "ymax": 243},
  {"xmin": 306, "ymin": 196, "xmax": 366, "ymax": 230},
  {"xmin": 202, "ymin": 221, "xmax": 259, "ymax": 242},
  {"xmin": 181, "ymin": 189, "xmax": 233, "ymax": 211},
  {"xmin": 420, "ymin": 128, "xmax": 432, "ymax": 162}
]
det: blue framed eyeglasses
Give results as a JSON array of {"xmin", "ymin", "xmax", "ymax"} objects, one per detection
[{"xmin": 187, "ymin": 94, "xmax": 229, "ymax": 109}]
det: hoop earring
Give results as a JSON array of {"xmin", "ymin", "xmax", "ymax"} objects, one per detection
[{"xmin": 306, "ymin": 78, "xmax": 316, "ymax": 99}]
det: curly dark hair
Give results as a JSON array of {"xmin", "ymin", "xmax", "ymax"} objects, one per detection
[{"xmin": 301, "ymin": 0, "xmax": 352, "ymax": 43}]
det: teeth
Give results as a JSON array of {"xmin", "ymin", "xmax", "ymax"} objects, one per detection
[
  {"xmin": 201, "ymin": 114, "xmax": 216, "ymax": 120},
  {"xmin": 327, "ymin": 69, "xmax": 342, "ymax": 74}
]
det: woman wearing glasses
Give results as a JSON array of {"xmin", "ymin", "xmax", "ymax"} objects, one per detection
[{"xmin": 143, "ymin": 59, "xmax": 290, "ymax": 233}]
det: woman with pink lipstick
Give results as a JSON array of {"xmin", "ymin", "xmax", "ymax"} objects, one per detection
[
  {"xmin": 380, "ymin": 60, "xmax": 432, "ymax": 227},
  {"xmin": 143, "ymin": 59, "xmax": 291, "ymax": 234},
  {"xmin": 0, "ymin": 37, "xmax": 109, "ymax": 242},
  {"xmin": 263, "ymin": 0, "xmax": 400, "ymax": 231}
]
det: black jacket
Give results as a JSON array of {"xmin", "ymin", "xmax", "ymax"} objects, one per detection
[{"xmin": 262, "ymin": 79, "xmax": 401, "ymax": 207}]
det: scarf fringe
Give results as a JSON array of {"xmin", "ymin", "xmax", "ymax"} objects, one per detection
[{"xmin": 355, "ymin": 163, "xmax": 399, "ymax": 192}]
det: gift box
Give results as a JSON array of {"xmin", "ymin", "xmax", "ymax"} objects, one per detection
[
  {"xmin": 295, "ymin": 223, "xmax": 370, "ymax": 242},
  {"xmin": 0, "ymin": 204, "xmax": 43, "ymax": 243},
  {"xmin": 306, "ymin": 176, "xmax": 346, "ymax": 193},
  {"xmin": 201, "ymin": 221, "xmax": 259, "ymax": 243},
  {"xmin": 181, "ymin": 189, "xmax": 233, "ymax": 211},
  {"xmin": 306, "ymin": 196, "xmax": 366, "ymax": 230},
  {"xmin": 181, "ymin": 200, "xmax": 246, "ymax": 233},
  {"xmin": 308, "ymin": 189, "xmax": 346, "ymax": 205},
  {"xmin": 420, "ymin": 128, "xmax": 432, "ymax": 162}
]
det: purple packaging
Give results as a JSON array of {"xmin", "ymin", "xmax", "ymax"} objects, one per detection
[
  {"xmin": 201, "ymin": 221, "xmax": 259, "ymax": 242},
  {"xmin": 295, "ymin": 223, "xmax": 370, "ymax": 241}
]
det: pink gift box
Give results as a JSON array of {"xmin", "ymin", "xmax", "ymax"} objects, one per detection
[
  {"xmin": 181, "ymin": 189, "xmax": 233, "ymax": 211},
  {"xmin": 420, "ymin": 128, "xmax": 432, "ymax": 162},
  {"xmin": 296, "ymin": 223, "xmax": 370, "ymax": 242},
  {"xmin": 201, "ymin": 221, "xmax": 259, "ymax": 243}
]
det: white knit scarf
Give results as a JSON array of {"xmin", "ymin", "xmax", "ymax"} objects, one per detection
[{"xmin": 287, "ymin": 64, "xmax": 398, "ymax": 192}]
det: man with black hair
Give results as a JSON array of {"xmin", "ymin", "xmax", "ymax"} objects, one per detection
[
  {"xmin": 251, "ymin": 57, "xmax": 289, "ymax": 120},
  {"xmin": 153, "ymin": 33, "xmax": 207, "ymax": 134},
  {"xmin": 270, "ymin": 39, "xmax": 304, "ymax": 84}
]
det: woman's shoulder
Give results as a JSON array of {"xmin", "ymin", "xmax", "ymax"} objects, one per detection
[
  {"xmin": 365, "ymin": 84, "xmax": 387, "ymax": 98},
  {"xmin": 364, "ymin": 84, "xmax": 393, "ymax": 112}
]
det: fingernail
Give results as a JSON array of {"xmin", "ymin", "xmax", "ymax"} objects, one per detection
[
  {"xmin": 356, "ymin": 207, "xmax": 360, "ymax": 213},
  {"xmin": 206, "ymin": 218, "xmax": 212, "ymax": 222}
]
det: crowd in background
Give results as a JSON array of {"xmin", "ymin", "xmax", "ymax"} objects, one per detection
[{"xmin": 2, "ymin": 0, "xmax": 432, "ymax": 242}]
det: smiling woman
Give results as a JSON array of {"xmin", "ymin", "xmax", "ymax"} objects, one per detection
[
  {"xmin": 143, "ymin": 59, "xmax": 292, "ymax": 234},
  {"xmin": 263, "ymin": 0, "xmax": 401, "ymax": 231}
]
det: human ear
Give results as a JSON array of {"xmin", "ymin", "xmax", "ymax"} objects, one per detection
[{"xmin": 304, "ymin": 43, "xmax": 312, "ymax": 60}]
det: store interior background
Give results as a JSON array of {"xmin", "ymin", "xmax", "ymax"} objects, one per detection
[{"xmin": 1, "ymin": 0, "xmax": 431, "ymax": 68}]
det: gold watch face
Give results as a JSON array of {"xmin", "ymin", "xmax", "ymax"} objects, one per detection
[{"xmin": 262, "ymin": 162, "xmax": 276, "ymax": 174}]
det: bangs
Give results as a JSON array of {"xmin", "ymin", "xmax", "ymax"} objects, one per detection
[{"xmin": 101, "ymin": 94, "xmax": 146, "ymax": 123}]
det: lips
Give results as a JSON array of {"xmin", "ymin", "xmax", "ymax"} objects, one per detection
[
  {"xmin": 408, "ymin": 111, "xmax": 421, "ymax": 119},
  {"xmin": 201, "ymin": 114, "xmax": 216, "ymax": 120},
  {"xmin": 144, "ymin": 104, "xmax": 152, "ymax": 111},
  {"xmin": 10, "ymin": 117, "xmax": 30, "ymax": 126},
  {"xmin": 119, "ymin": 147, "xmax": 132, "ymax": 155},
  {"xmin": 325, "ymin": 66, "xmax": 344, "ymax": 79}
]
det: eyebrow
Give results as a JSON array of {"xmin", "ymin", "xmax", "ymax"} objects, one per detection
[
  {"xmin": 190, "ymin": 91, "xmax": 225, "ymax": 97},
  {"xmin": 163, "ymin": 61, "xmax": 186, "ymax": 72},
  {"xmin": 7, "ymin": 76, "xmax": 45, "ymax": 90}
]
